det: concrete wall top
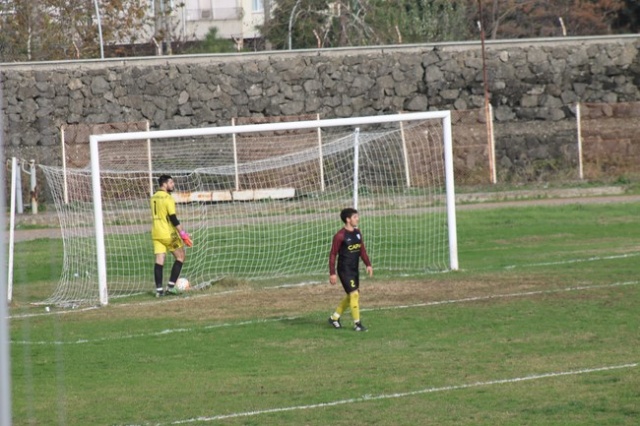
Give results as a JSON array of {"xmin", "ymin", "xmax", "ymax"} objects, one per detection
[{"xmin": 2, "ymin": 34, "xmax": 638, "ymax": 71}]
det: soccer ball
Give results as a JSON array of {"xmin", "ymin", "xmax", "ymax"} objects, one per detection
[{"xmin": 175, "ymin": 277, "xmax": 190, "ymax": 291}]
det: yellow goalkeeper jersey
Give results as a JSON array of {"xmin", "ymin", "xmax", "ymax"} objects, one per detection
[{"xmin": 150, "ymin": 190, "xmax": 177, "ymax": 240}]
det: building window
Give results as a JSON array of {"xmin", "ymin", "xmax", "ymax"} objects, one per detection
[
  {"xmin": 253, "ymin": 0, "xmax": 263, "ymax": 12},
  {"xmin": 151, "ymin": 0, "xmax": 176, "ymax": 15}
]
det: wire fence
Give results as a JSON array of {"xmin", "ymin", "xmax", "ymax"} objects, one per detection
[
  {"xmin": 455, "ymin": 102, "xmax": 640, "ymax": 187},
  {"xmin": 7, "ymin": 101, "xmax": 640, "ymax": 210}
]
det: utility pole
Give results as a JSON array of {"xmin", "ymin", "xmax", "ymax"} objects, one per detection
[
  {"xmin": 264, "ymin": 0, "xmax": 272, "ymax": 50},
  {"xmin": 164, "ymin": 0, "xmax": 172, "ymax": 55},
  {"xmin": 288, "ymin": 0, "xmax": 302, "ymax": 50},
  {"xmin": 153, "ymin": 0, "xmax": 163, "ymax": 55},
  {"xmin": 93, "ymin": 0, "xmax": 104, "ymax": 58},
  {"xmin": 153, "ymin": 0, "xmax": 172, "ymax": 55}
]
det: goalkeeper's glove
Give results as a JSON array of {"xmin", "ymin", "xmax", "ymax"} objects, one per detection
[{"xmin": 179, "ymin": 230, "xmax": 193, "ymax": 247}]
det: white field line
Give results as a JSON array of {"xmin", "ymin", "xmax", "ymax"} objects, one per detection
[
  {"xmin": 368, "ymin": 280, "xmax": 640, "ymax": 312},
  {"xmin": 501, "ymin": 252, "xmax": 640, "ymax": 270},
  {"xmin": 10, "ymin": 280, "xmax": 638, "ymax": 346},
  {"xmin": 8, "ymin": 289, "xmax": 245, "ymax": 320},
  {"xmin": 156, "ymin": 363, "xmax": 637, "ymax": 425},
  {"xmin": 9, "ymin": 317, "xmax": 298, "ymax": 345}
]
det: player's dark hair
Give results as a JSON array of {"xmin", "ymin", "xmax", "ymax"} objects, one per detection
[
  {"xmin": 158, "ymin": 174, "xmax": 173, "ymax": 187},
  {"xmin": 340, "ymin": 208, "xmax": 358, "ymax": 223}
]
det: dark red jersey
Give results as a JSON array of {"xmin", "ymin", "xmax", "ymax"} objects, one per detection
[{"xmin": 329, "ymin": 227, "xmax": 372, "ymax": 276}]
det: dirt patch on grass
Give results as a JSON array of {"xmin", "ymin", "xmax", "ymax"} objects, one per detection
[{"xmin": 76, "ymin": 273, "xmax": 587, "ymax": 323}]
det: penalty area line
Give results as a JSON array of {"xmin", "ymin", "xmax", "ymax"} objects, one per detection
[
  {"xmin": 363, "ymin": 280, "xmax": 640, "ymax": 313},
  {"xmin": 165, "ymin": 363, "xmax": 638, "ymax": 424},
  {"xmin": 502, "ymin": 252, "xmax": 640, "ymax": 270}
]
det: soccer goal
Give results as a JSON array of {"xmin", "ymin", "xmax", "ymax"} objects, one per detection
[{"xmin": 41, "ymin": 111, "xmax": 458, "ymax": 306}]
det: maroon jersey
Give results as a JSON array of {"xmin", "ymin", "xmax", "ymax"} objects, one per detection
[{"xmin": 329, "ymin": 227, "xmax": 372, "ymax": 277}]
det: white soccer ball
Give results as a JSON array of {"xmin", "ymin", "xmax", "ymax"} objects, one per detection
[{"xmin": 175, "ymin": 277, "xmax": 190, "ymax": 291}]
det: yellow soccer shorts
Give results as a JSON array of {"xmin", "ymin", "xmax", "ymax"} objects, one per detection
[{"xmin": 152, "ymin": 232, "xmax": 184, "ymax": 254}]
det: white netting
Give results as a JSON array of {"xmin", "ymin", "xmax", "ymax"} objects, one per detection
[{"xmin": 41, "ymin": 114, "xmax": 454, "ymax": 306}]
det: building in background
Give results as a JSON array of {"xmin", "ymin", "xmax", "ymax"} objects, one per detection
[{"xmin": 171, "ymin": 0, "xmax": 265, "ymax": 49}]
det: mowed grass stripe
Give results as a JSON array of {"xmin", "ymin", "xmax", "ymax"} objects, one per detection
[{"xmin": 154, "ymin": 363, "xmax": 637, "ymax": 426}]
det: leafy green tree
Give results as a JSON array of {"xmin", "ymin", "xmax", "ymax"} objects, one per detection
[
  {"xmin": 368, "ymin": 0, "xmax": 470, "ymax": 44},
  {"xmin": 260, "ymin": 0, "xmax": 470, "ymax": 49},
  {"xmin": 258, "ymin": 0, "xmax": 329, "ymax": 49},
  {"xmin": 186, "ymin": 27, "xmax": 235, "ymax": 54}
]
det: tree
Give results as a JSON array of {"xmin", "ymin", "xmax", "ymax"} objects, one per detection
[
  {"xmin": 260, "ymin": 0, "xmax": 470, "ymax": 50},
  {"xmin": 0, "ymin": 0, "xmax": 150, "ymax": 61},
  {"xmin": 186, "ymin": 27, "xmax": 235, "ymax": 54},
  {"xmin": 472, "ymin": 0, "xmax": 626, "ymax": 40},
  {"xmin": 257, "ymin": 0, "xmax": 327, "ymax": 49},
  {"xmin": 368, "ymin": 0, "xmax": 470, "ymax": 44},
  {"xmin": 612, "ymin": 0, "xmax": 640, "ymax": 33}
]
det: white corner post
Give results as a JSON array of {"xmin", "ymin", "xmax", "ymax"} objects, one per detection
[
  {"xmin": 61, "ymin": 125, "xmax": 69, "ymax": 204},
  {"xmin": 488, "ymin": 103, "xmax": 496, "ymax": 184},
  {"xmin": 231, "ymin": 117, "xmax": 240, "ymax": 191},
  {"xmin": 399, "ymin": 119, "xmax": 411, "ymax": 188},
  {"xmin": 7, "ymin": 157, "xmax": 17, "ymax": 303},
  {"xmin": 146, "ymin": 120, "xmax": 154, "ymax": 196},
  {"xmin": 317, "ymin": 114, "xmax": 325, "ymax": 192},
  {"xmin": 90, "ymin": 135, "xmax": 109, "ymax": 306},
  {"xmin": 15, "ymin": 159, "xmax": 23, "ymax": 214},
  {"xmin": 443, "ymin": 112, "xmax": 459, "ymax": 271},
  {"xmin": 576, "ymin": 102, "xmax": 584, "ymax": 180},
  {"xmin": 353, "ymin": 128, "xmax": 360, "ymax": 210},
  {"xmin": 28, "ymin": 159, "xmax": 37, "ymax": 214}
]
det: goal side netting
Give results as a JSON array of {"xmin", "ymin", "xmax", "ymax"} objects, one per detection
[{"xmin": 41, "ymin": 111, "xmax": 457, "ymax": 306}]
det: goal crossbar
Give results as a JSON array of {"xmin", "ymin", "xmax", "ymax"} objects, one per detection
[{"xmin": 90, "ymin": 112, "xmax": 452, "ymax": 143}]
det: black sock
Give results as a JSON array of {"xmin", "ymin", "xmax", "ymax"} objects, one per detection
[
  {"xmin": 154, "ymin": 264, "xmax": 163, "ymax": 290},
  {"xmin": 169, "ymin": 260, "xmax": 183, "ymax": 285}
]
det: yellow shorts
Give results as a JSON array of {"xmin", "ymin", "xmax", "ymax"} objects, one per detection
[{"xmin": 152, "ymin": 233, "xmax": 183, "ymax": 254}]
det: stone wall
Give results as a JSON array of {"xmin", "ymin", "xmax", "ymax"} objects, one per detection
[{"xmin": 2, "ymin": 35, "xmax": 640, "ymax": 200}]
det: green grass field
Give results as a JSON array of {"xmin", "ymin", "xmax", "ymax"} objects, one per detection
[{"xmin": 7, "ymin": 200, "xmax": 640, "ymax": 425}]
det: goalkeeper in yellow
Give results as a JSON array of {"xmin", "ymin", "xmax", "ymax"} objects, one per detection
[
  {"xmin": 328, "ymin": 208, "xmax": 373, "ymax": 331},
  {"xmin": 150, "ymin": 174, "xmax": 193, "ymax": 297}
]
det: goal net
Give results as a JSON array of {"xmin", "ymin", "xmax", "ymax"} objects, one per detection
[{"xmin": 41, "ymin": 111, "xmax": 457, "ymax": 306}]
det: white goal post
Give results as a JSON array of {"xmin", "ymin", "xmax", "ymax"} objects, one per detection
[{"xmin": 42, "ymin": 111, "xmax": 458, "ymax": 306}]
